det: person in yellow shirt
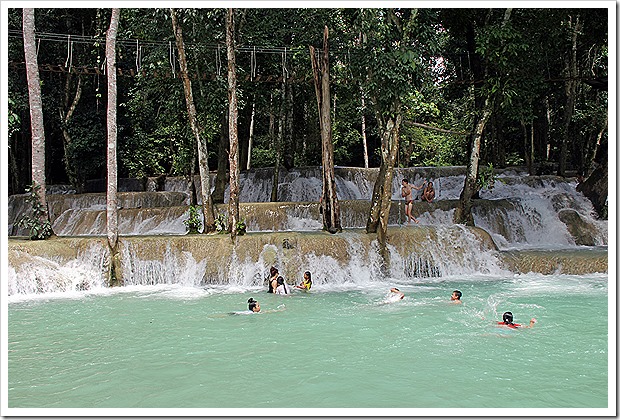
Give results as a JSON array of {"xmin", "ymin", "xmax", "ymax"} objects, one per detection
[{"xmin": 296, "ymin": 271, "xmax": 312, "ymax": 291}]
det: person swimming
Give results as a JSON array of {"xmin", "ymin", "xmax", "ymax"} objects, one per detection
[
  {"xmin": 248, "ymin": 298, "xmax": 260, "ymax": 312},
  {"xmin": 296, "ymin": 271, "xmax": 312, "ymax": 291},
  {"xmin": 450, "ymin": 290, "xmax": 462, "ymax": 304},
  {"xmin": 389, "ymin": 288, "xmax": 405, "ymax": 300},
  {"xmin": 497, "ymin": 311, "xmax": 536, "ymax": 328}
]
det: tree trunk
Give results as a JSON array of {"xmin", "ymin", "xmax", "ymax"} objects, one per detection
[
  {"xmin": 283, "ymin": 80, "xmax": 295, "ymax": 169},
  {"xmin": 226, "ymin": 8, "xmax": 240, "ymax": 239},
  {"xmin": 246, "ymin": 101, "xmax": 255, "ymax": 170},
  {"xmin": 212, "ymin": 112, "xmax": 228, "ymax": 204},
  {"xmin": 59, "ymin": 73, "xmax": 83, "ymax": 192},
  {"xmin": 105, "ymin": 8, "xmax": 121, "ymax": 286},
  {"xmin": 558, "ymin": 15, "xmax": 581, "ymax": 177},
  {"xmin": 23, "ymin": 8, "xmax": 50, "ymax": 226},
  {"xmin": 521, "ymin": 120, "xmax": 532, "ymax": 175},
  {"xmin": 585, "ymin": 115, "xmax": 607, "ymax": 177},
  {"xmin": 271, "ymin": 84, "xmax": 285, "ymax": 202},
  {"xmin": 360, "ymin": 86, "xmax": 369, "ymax": 168},
  {"xmin": 366, "ymin": 112, "xmax": 401, "ymax": 270},
  {"xmin": 171, "ymin": 8, "xmax": 216, "ymax": 233},
  {"xmin": 310, "ymin": 26, "xmax": 341, "ymax": 234},
  {"xmin": 453, "ymin": 97, "xmax": 492, "ymax": 226}
]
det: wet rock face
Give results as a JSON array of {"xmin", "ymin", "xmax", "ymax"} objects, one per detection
[
  {"xmin": 558, "ymin": 209, "xmax": 598, "ymax": 246},
  {"xmin": 576, "ymin": 166, "xmax": 608, "ymax": 219}
]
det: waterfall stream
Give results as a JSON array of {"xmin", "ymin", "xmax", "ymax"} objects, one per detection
[{"xmin": 7, "ymin": 166, "xmax": 608, "ymax": 297}]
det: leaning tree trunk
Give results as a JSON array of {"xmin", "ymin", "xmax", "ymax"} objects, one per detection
[
  {"xmin": 453, "ymin": 97, "xmax": 493, "ymax": 226},
  {"xmin": 171, "ymin": 8, "xmax": 216, "ymax": 233},
  {"xmin": 23, "ymin": 8, "xmax": 50, "ymax": 228},
  {"xmin": 246, "ymin": 101, "xmax": 255, "ymax": 170},
  {"xmin": 226, "ymin": 8, "xmax": 240, "ymax": 239},
  {"xmin": 105, "ymin": 8, "xmax": 121, "ymax": 286},
  {"xmin": 454, "ymin": 9, "xmax": 510, "ymax": 226},
  {"xmin": 366, "ymin": 111, "xmax": 401, "ymax": 270},
  {"xmin": 310, "ymin": 26, "xmax": 341, "ymax": 234}
]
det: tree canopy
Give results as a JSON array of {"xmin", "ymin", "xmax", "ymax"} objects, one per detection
[{"xmin": 7, "ymin": 7, "xmax": 608, "ymax": 195}]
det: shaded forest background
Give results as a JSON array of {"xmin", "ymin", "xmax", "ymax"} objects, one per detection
[{"xmin": 7, "ymin": 7, "xmax": 608, "ymax": 196}]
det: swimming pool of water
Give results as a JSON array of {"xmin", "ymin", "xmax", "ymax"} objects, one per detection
[{"xmin": 6, "ymin": 273, "xmax": 611, "ymax": 414}]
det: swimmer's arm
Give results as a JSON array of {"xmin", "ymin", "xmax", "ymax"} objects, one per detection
[{"xmin": 524, "ymin": 318, "xmax": 537, "ymax": 328}]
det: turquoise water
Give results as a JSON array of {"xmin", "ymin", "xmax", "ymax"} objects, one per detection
[{"xmin": 8, "ymin": 273, "xmax": 608, "ymax": 410}]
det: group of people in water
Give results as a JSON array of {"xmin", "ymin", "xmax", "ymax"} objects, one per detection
[
  {"xmin": 401, "ymin": 178, "xmax": 435, "ymax": 224},
  {"xmin": 248, "ymin": 268, "xmax": 536, "ymax": 329}
]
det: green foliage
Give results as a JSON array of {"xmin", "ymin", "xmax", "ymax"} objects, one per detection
[
  {"xmin": 65, "ymin": 113, "xmax": 106, "ymax": 187},
  {"xmin": 476, "ymin": 163, "xmax": 496, "ymax": 192},
  {"xmin": 17, "ymin": 182, "xmax": 53, "ymax": 240},
  {"xmin": 250, "ymin": 143, "xmax": 276, "ymax": 168},
  {"xmin": 183, "ymin": 205, "xmax": 202, "ymax": 234},
  {"xmin": 214, "ymin": 213, "xmax": 228, "ymax": 233},
  {"xmin": 8, "ymin": 97, "xmax": 20, "ymax": 137},
  {"xmin": 213, "ymin": 213, "xmax": 247, "ymax": 235}
]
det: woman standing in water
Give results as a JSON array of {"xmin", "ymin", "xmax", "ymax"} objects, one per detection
[
  {"xmin": 275, "ymin": 277, "xmax": 289, "ymax": 295},
  {"xmin": 267, "ymin": 266, "xmax": 279, "ymax": 293}
]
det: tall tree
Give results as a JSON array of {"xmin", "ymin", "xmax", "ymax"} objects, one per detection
[
  {"xmin": 354, "ymin": 9, "xmax": 424, "ymax": 266},
  {"xmin": 171, "ymin": 8, "xmax": 216, "ymax": 233},
  {"xmin": 22, "ymin": 8, "xmax": 50, "ymax": 230},
  {"xmin": 106, "ymin": 8, "xmax": 121, "ymax": 285},
  {"xmin": 453, "ymin": 8, "xmax": 512, "ymax": 226},
  {"xmin": 310, "ymin": 26, "xmax": 342, "ymax": 234},
  {"xmin": 226, "ymin": 8, "xmax": 240, "ymax": 239}
]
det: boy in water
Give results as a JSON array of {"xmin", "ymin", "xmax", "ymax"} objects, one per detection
[
  {"xmin": 450, "ymin": 290, "xmax": 462, "ymax": 304},
  {"xmin": 401, "ymin": 179, "xmax": 421, "ymax": 224}
]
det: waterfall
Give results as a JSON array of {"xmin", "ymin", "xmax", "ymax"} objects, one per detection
[{"xmin": 7, "ymin": 166, "xmax": 607, "ymax": 297}]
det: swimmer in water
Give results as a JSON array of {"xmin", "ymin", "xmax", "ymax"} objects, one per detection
[
  {"xmin": 248, "ymin": 298, "xmax": 261, "ymax": 312},
  {"xmin": 389, "ymin": 288, "xmax": 405, "ymax": 300},
  {"xmin": 450, "ymin": 290, "xmax": 462, "ymax": 304},
  {"xmin": 296, "ymin": 271, "xmax": 312, "ymax": 291},
  {"xmin": 497, "ymin": 311, "xmax": 536, "ymax": 328}
]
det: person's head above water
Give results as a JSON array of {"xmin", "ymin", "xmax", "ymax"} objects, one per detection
[
  {"xmin": 277, "ymin": 276, "xmax": 285, "ymax": 285},
  {"xmin": 451, "ymin": 290, "xmax": 462, "ymax": 300},
  {"xmin": 402, "ymin": 179, "xmax": 409, "ymax": 185},
  {"xmin": 304, "ymin": 271, "xmax": 311, "ymax": 281},
  {"xmin": 248, "ymin": 298, "xmax": 260, "ymax": 312},
  {"xmin": 270, "ymin": 266, "xmax": 278, "ymax": 277},
  {"xmin": 502, "ymin": 311, "xmax": 514, "ymax": 324}
]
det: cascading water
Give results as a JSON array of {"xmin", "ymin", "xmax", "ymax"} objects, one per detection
[{"xmin": 7, "ymin": 166, "xmax": 607, "ymax": 297}]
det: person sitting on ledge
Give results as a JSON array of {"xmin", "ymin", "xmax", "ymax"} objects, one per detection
[{"xmin": 422, "ymin": 181, "xmax": 435, "ymax": 203}]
